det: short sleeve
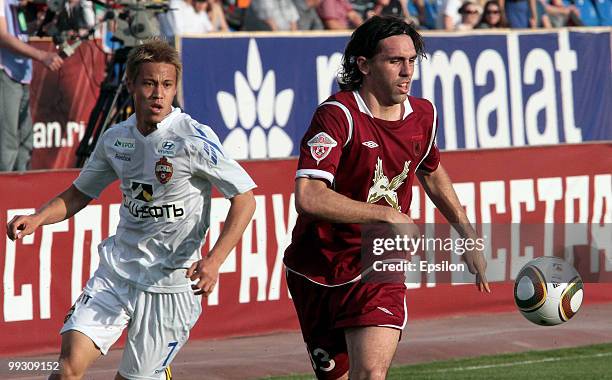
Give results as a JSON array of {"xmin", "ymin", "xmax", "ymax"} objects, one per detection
[
  {"xmin": 190, "ymin": 123, "xmax": 257, "ymax": 198},
  {"xmin": 296, "ymin": 102, "xmax": 352, "ymax": 185},
  {"xmin": 73, "ymin": 134, "xmax": 118, "ymax": 199},
  {"xmin": 417, "ymin": 102, "xmax": 440, "ymax": 173}
]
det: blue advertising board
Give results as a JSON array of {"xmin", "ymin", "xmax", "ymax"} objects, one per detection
[{"xmin": 181, "ymin": 29, "xmax": 611, "ymax": 159}]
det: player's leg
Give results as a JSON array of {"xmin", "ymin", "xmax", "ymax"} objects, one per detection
[
  {"xmin": 52, "ymin": 267, "xmax": 131, "ymax": 379},
  {"xmin": 337, "ymin": 282, "xmax": 408, "ymax": 380},
  {"xmin": 345, "ymin": 326, "xmax": 401, "ymax": 380},
  {"xmin": 117, "ymin": 289, "xmax": 201, "ymax": 379},
  {"xmin": 49, "ymin": 331, "xmax": 101, "ymax": 380},
  {"xmin": 286, "ymin": 270, "xmax": 350, "ymax": 380}
]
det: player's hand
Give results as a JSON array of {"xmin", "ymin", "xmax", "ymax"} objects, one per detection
[
  {"xmin": 6, "ymin": 214, "xmax": 42, "ymax": 241},
  {"xmin": 186, "ymin": 256, "xmax": 222, "ymax": 296},
  {"xmin": 386, "ymin": 208, "xmax": 420, "ymax": 240},
  {"xmin": 463, "ymin": 249, "xmax": 491, "ymax": 293},
  {"xmin": 39, "ymin": 51, "xmax": 64, "ymax": 71}
]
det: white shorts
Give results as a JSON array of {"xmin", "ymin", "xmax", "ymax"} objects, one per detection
[{"xmin": 61, "ymin": 266, "xmax": 202, "ymax": 379}]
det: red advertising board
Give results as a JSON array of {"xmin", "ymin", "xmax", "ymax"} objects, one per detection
[
  {"xmin": 28, "ymin": 39, "xmax": 107, "ymax": 170},
  {"xmin": 1, "ymin": 143, "xmax": 611, "ymax": 355}
]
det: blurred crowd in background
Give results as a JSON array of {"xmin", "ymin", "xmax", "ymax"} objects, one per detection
[{"xmin": 15, "ymin": 0, "xmax": 612, "ymax": 41}]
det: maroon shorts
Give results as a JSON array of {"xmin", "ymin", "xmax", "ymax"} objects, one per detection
[{"xmin": 286, "ymin": 270, "xmax": 408, "ymax": 380}]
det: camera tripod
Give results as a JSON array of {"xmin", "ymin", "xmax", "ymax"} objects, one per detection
[{"xmin": 76, "ymin": 46, "xmax": 133, "ymax": 167}]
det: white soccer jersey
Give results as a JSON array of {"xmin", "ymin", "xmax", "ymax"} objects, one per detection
[{"xmin": 74, "ymin": 108, "xmax": 256, "ymax": 293}]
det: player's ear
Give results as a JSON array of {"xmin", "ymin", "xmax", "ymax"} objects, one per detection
[{"xmin": 356, "ymin": 56, "xmax": 369, "ymax": 76}]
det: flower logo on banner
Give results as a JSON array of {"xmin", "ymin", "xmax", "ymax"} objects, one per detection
[{"xmin": 217, "ymin": 39, "xmax": 294, "ymax": 159}]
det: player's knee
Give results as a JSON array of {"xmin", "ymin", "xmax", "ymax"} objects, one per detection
[
  {"xmin": 348, "ymin": 363, "xmax": 389, "ymax": 380},
  {"xmin": 55, "ymin": 357, "xmax": 87, "ymax": 379}
]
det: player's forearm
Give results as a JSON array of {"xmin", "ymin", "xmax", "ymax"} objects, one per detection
[
  {"xmin": 417, "ymin": 166, "xmax": 477, "ymax": 239},
  {"xmin": 34, "ymin": 185, "xmax": 92, "ymax": 226},
  {"xmin": 207, "ymin": 190, "xmax": 256, "ymax": 266},
  {"xmin": 295, "ymin": 178, "xmax": 396, "ymax": 224}
]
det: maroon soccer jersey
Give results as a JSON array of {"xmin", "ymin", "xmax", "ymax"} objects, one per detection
[{"xmin": 284, "ymin": 90, "xmax": 440, "ymax": 285}]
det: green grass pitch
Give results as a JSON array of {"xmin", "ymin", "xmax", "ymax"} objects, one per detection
[{"xmin": 260, "ymin": 343, "xmax": 612, "ymax": 379}]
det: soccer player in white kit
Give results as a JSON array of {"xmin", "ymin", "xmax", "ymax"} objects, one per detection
[{"xmin": 6, "ymin": 39, "xmax": 257, "ymax": 379}]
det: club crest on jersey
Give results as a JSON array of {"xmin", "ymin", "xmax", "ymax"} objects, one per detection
[
  {"xmin": 155, "ymin": 157, "xmax": 173, "ymax": 184},
  {"xmin": 307, "ymin": 132, "xmax": 337, "ymax": 165},
  {"xmin": 413, "ymin": 140, "xmax": 422, "ymax": 156},
  {"xmin": 366, "ymin": 157, "xmax": 411, "ymax": 212}
]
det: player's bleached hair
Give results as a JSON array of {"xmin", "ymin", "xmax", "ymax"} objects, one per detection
[
  {"xmin": 338, "ymin": 16, "xmax": 425, "ymax": 91},
  {"xmin": 126, "ymin": 38, "xmax": 183, "ymax": 83}
]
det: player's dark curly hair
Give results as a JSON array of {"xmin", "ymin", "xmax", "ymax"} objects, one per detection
[{"xmin": 338, "ymin": 16, "xmax": 425, "ymax": 91}]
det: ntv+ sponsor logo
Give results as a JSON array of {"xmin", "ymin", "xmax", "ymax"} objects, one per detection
[{"xmin": 216, "ymin": 39, "xmax": 294, "ymax": 159}]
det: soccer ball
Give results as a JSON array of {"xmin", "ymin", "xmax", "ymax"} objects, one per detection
[{"xmin": 513, "ymin": 257, "xmax": 584, "ymax": 326}]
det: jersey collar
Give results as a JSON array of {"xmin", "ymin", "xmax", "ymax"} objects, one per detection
[
  {"xmin": 353, "ymin": 91, "xmax": 413, "ymax": 120},
  {"xmin": 125, "ymin": 107, "xmax": 182, "ymax": 131}
]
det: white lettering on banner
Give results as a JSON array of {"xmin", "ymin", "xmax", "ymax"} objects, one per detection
[
  {"xmin": 592, "ymin": 175, "xmax": 612, "ymax": 272},
  {"xmin": 32, "ymin": 121, "xmax": 86, "ymax": 149},
  {"xmin": 537, "ymin": 177, "xmax": 563, "ymax": 257},
  {"xmin": 509, "ymin": 179, "xmax": 536, "ymax": 278},
  {"xmin": 3, "ymin": 209, "xmax": 35, "ymax": 322},
  {"xmin": 2, "ymin": 173, "xmax": 609, "ymax": 324},
  {"xmin": 421, "ymin": 50, "xmax": 477, "ymax": 150},
  {"xmin": 40, "ymin": 221, "xmax": 70, "ymax": 319},
  {"xmin": 564, "ymin": 176, "xmax": 589, "ymax": 265},
  {"xmin": 475, "ymin": 50, "xmax": 511, "ymax": 148},
  {"xmin": 555, "ymin": 29, "xmax": 581, "ymax": 143},
  {"xmin": 269, "ymin": 194, "xmax": 297, "ymax": 301},
  {"xmin": 239, "ymin": 196, "xmax": 268, "ymax": 303},
  {"xmin": 71, "ymin": 205, "xmax": 102, "ymax": 303},
  {"xmin": 316, "ymin": 53, "xmax": 343, "ymax": 104},
  {"xmin": 524, "ymin": 49, "xmax": 559, "ymax": 145},
  {"xmin": 507, "ymin": 33, "xmax": 525, "ymax": 147},
  {"xmin": 207, "ymin": 198, "xmax": 233, "ymax": 306},
  {"xmin": 450, "ymin": 183, "xmax": 476, "ymax": 284},
  {"xmin": 480, "ymin": 181, "xmax": 507, "ymax": 282}
]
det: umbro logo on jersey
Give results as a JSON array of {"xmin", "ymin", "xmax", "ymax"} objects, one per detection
[
  {"xmin": 377, "ymin": 307, "xmax": 394, "ymax": 316},
  {"xmin": 131, "ymin": 181, "xmax": 154, "ymax": 202},
  {"xmin": 362, "ymin": 141, "xmax": 379, "ymax": 149}
]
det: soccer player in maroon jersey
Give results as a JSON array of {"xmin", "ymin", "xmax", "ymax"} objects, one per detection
[{"xmin": 283, "ymin": 16, "xmax": 490, "ymax": 380}]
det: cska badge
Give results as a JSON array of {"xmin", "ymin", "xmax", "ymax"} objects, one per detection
[
  {"xmin": 307, "ymin": 132, "xmax": 338, "ymax": 165},
  {"xmin": 155, "ymin": 157, "xmax": 173, "ymax": 184}
]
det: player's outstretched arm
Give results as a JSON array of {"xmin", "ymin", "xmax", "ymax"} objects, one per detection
[
  {"xmin": 417, "ymin": 165, "xmax": 491, "ymax": 293},
  {"xmin": 187, "ymin": 190, "xmax": 256, "ymax": 296},
  {"xmin": 296, "ymin": 177, "xmax": 415, "ymax": 226},
  {"xmin": 6, "ymin": 185, "xmax": 92, "ymax": 241}
]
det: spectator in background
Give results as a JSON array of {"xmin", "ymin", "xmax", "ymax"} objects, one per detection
[
  {"xmin": 205, "ymin": 0, "xmax": 230, "ymax": 31},
  {"xmin": 295, "ymin": 0, "xmax": 324, "ymax": 29},
  {"xmin": 56, "ymin": 0, "xmax": 95, "ymax": 36},
  {"xmin": 159, "ymin": 0, "xmax": 214, "ymax": 40},
  {"xmin": 317, "ymin": 0, "xmax": 363, "ymax": 29},
  {"xmin": 437, "ymin": 0, "xmax": 462, "ymax": 29},
  {"xmin": 242, "ymin": 0, "xmax": 300, "ymax": 30},
  {"xmin": 539, "ymin": 0, "xmax": 582, "ymax": 27},
  {"xmin": 365, "ymin": 0, "xmax": 413, "ymax": 20},
  {"xmin": 455, "ymin": 0, "xmax": 481, "ymax": 28},
  {"xmin": 0, "ymin": 0, "xmax": 63, "ymax": 172},
  {"xmin": 499, "ymin": 0, "xmax": 538, "ymax": 27},
  {"xmin": 477, "ymin": 0, "xmax": 509, "ymax": 27}
]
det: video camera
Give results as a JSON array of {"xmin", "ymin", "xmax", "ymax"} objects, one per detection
[{"xmin": 41, "ymin": 0, "xmax": 170, "ymax": 54}]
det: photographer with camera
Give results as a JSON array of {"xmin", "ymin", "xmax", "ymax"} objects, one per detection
[{"xmin": 0, "ymin": 0, "xmax": 64, "ymax": 172}]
